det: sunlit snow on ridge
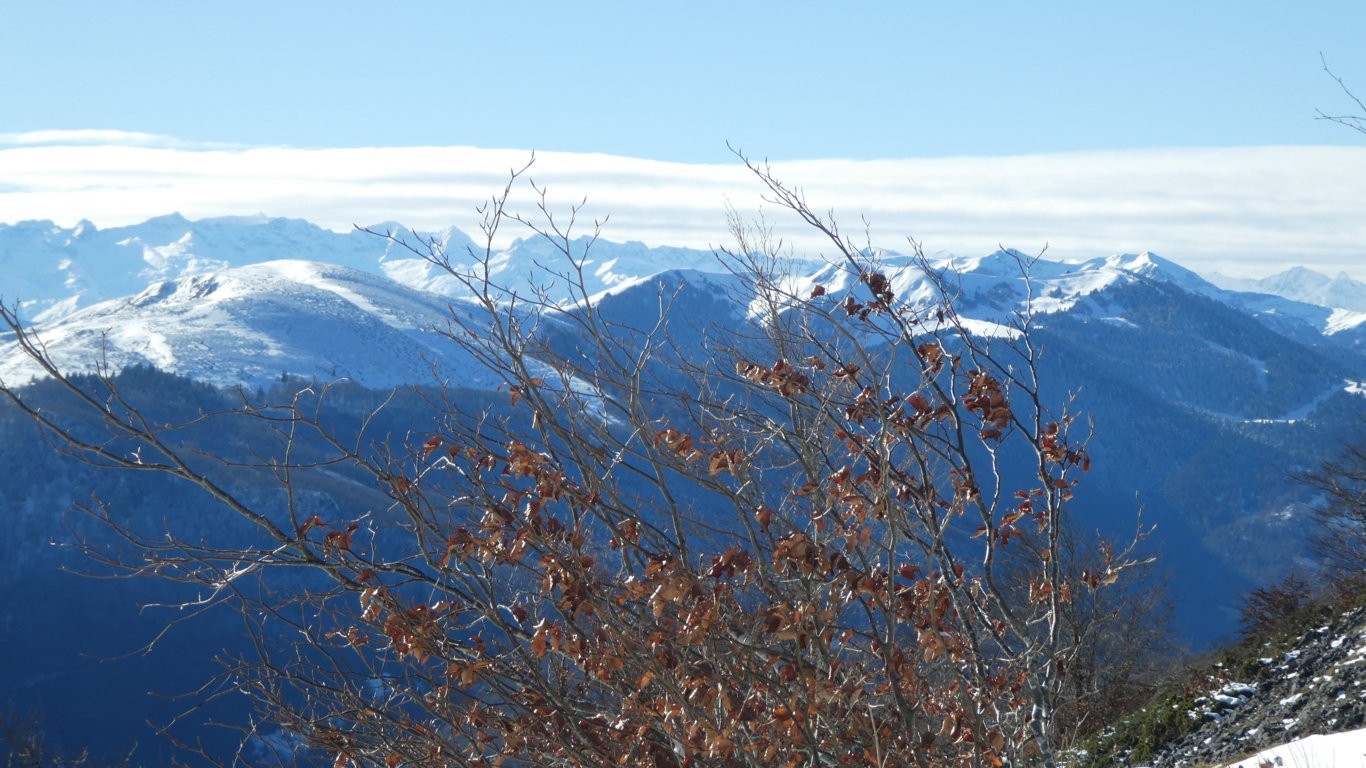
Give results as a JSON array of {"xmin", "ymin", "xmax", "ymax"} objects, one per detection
[{"xmin": 0, "ymin": 261, "xmax": 498, "ymax": 391}]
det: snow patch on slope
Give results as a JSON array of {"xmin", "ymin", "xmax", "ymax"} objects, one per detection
[
  {"xmin": 1326, "ymin": 308, "xmax": 1366, "ymax": 335},
  {"xmin": 1212, "ymin": 727, "xmax": 1366, "ymax": 768}
]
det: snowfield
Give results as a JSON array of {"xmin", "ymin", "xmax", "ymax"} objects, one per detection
[{"xmin": 1212, "ymin": 727, "xmax": 1366, "ymax": 768}]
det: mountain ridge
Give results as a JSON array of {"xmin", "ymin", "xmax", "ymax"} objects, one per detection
[
  {"xmin": 6, "ymin": 213, "xmax": 1365, "ymax": 332},
  {"xmin": 4, "ymin": 212, "xmax": 1366, "ymax": 393},
  {"xmin": 1210, "ymin": 265, "xmax": 1366, "ymax": 312}
]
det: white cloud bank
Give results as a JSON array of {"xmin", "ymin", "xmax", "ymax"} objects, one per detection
[{"xmin": 2, "ymin": 130, "xmax": 1364, "ymax": 279}]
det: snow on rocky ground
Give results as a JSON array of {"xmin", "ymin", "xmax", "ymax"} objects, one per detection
[
  {"xmin": 1126, "ymin": 605, "xmax": 1366, "ymax": 767},
  {"xmin": 1212, "ymin": 727, "xmax": 1366, "ymax": 767}
]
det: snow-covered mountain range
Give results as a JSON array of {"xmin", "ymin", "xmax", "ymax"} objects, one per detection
[
  {"xmin": 3, "ymin": 214, "xmax": 1364, "ymax": 390},
  {"xmin": 0, "ymin": 214, "xmax": 720, "ymax": 325}
]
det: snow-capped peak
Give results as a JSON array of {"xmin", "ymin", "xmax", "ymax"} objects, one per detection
[
  {"xmin": 1208, "ymin": 266, "xmax": 1366, "ymax": 313},
  {"xmin": 1075, "ymin": 251, "xmax": 1215, "ymax": 293}
]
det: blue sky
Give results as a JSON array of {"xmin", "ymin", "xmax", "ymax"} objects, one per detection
[
  {"xmin": 2, "ymin": 2, "xmax": 1365, "ymax": 278},
  {"xmin": 5, "ymin": 1, "xmax": 1365, "ymax": 160}
]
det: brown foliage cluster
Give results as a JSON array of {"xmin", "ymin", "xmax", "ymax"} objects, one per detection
[{"xmin": 279, "ymin": 360, "xmax": 1080, "ymax": 767}]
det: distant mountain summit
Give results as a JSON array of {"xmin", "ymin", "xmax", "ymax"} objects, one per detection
[{"xmin": 1210, "ymin": 265, "xmax": 1366, "ymax": 313}]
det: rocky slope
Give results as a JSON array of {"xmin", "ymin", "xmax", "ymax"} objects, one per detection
[{"xmin": 1085, "ymin": 602, "xmax": 1366, "ymax": 767}]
